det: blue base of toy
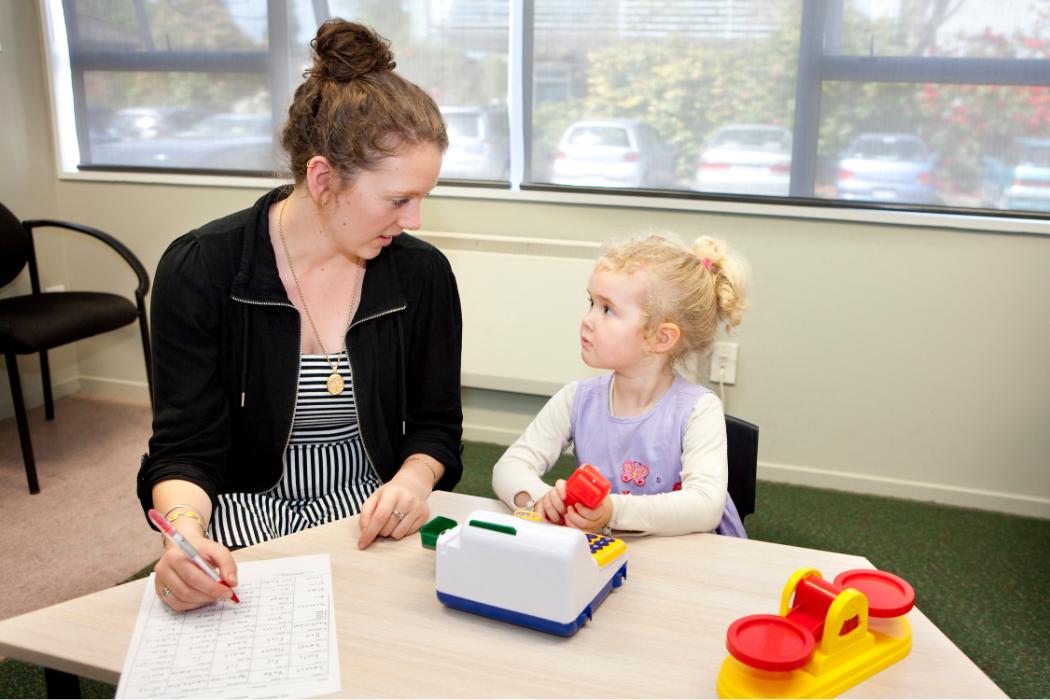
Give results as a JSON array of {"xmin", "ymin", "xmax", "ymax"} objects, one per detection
[{"xmin": 437, "ymin": 563, "xmax": 628, "ymax": 636}]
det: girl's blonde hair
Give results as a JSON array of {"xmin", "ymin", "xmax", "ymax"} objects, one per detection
[{"xmin": 596, "ymin": 232, "xmax": 750, "ymax": 361}]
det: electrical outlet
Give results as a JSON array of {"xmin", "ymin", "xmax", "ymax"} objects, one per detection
[{"xmin": 709, "ymin": 342, "xmax": 738, "ymax": 385}]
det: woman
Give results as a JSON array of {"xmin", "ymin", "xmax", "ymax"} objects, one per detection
[{"xmin": 138, "ymin": 19, "xmax": 463, "ymax": 612}]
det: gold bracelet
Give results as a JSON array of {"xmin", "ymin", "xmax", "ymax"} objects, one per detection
[
  {"xmin": 404, "ymin": 456, "xmax": 440, "ymax": 485},
  {"xmin": 164, "ymin": 504, "xmax": 208, "ymax": 537}
]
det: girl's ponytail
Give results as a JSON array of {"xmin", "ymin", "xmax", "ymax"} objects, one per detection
[{"xmin": 691, "ymin": 235, "xmax": 750, "ymax": 332}]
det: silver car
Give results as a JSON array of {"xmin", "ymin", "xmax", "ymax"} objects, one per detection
[
  {"xmin": 440, "ymin": 105, "xmax": 510, "ymax": 181},
  {"xmin": 836, "ymin": 133, "xmax": 938, "ymax": 204},
  {"xmin": 550, "ymin": 119, "xmax": 676, "ymax": 189},
  {"xmin": 981, "ymin": 138, "xmax": 1050, "ymax": 212},
  {"xmin": 91, "ymin": 112, "xmax": 277, "ymax": 171},
  {"xmin": 694, "ymin": 124, "xmax": 792, "ymax": 196}
]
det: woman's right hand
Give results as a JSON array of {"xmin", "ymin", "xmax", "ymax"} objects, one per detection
[{"xmin": 153, "ymin": 535, "xmax": 238, "ymax": 612}]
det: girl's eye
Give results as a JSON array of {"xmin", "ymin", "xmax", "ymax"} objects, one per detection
[
  {"xmin": 393, "ymin": 198, "xmax": 409, "ymax": 207},
  {"xmin": 587, "ymin": 297, "xmax": 594, "ymax": 308},
  {"xmin": 604, "ymin": 305, "xmax": 614, "ymax": 316}
]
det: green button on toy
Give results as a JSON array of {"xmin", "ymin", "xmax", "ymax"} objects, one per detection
[{"xmin": 420, "ymin": 515, "xmax": 458, "ymax": 549}]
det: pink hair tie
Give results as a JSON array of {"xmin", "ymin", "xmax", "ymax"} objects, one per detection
[{"xmin": 702, "ymin": 257, "xmax": 713, "ymax": 270}]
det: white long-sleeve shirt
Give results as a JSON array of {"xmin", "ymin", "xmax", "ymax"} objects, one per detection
[{"xmin": 491, "ymin": 379, "xmax": 729, "ymax": 536}]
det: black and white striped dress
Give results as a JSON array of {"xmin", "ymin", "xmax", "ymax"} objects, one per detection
[{"xmin": 210, "ymin": 353, "xmax": 381, "ymax": 547}]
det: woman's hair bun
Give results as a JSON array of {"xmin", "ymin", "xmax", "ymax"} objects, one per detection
[{"xmin": 309, "ymin": 19, "xmax": 396, "ymax": 83}]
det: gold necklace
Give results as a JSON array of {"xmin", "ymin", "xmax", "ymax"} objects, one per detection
[{"xmin": 277, "ymin": 197, "xmax": 357, "ymax": 396}]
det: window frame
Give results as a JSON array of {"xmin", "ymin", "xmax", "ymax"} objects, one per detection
[{"xmin": 38, "ymin": 0, "xmax": 1050, "ymax": 237}]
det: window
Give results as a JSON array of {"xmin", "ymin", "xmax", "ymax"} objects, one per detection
[
  {"xmin": 59, "ymin": 0, "xmax": 275, "ymax": 173},
  {"xmin": 45, "ymin": 0, "xmax": 1050, "ymax": 216},
  {"xmin": 53, "ymin": 0, "xmax": 509, "ymax": 180}
]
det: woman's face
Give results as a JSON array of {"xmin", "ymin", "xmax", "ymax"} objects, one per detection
[{"xmin": 324, "ymin": 141, "xmax": 443, "ymax": 260}]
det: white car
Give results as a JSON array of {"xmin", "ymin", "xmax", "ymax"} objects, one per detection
[
  {"xmin": 694, "ymin": 124, "xmax": 792, "ymax": 196},
  {"xmin": 440, "ymin": 105, "xmax": 510, "ymax": 181},
  {"xmin": 550, "ymin": 119, "xmax": 676, "ymax": 189}
]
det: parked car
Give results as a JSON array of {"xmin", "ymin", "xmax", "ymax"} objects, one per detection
[
  {"xmin": 693, "ymin": 124, "xmax": 792, "ymax": 196},
  {"xmin": 550, "ymin": 119, "xmax": 676, "ymax": 188},
  {"xmin": 981, "ymin": 138, "xmax": 1050, "ymax": 212},
  {"xmin": 836, "ymin": 133, "xmax": 938, "ymax": 204},
  {"xmin": 440, "ymin": 105, "xmax": 509, "ymax": 181},
  {"xmin": 107, "ymin": 106, "xmax": 207, "ymax": 140},
  {"xmin": 91, "ymin": 112, "xmax": 277, "ymax": 171}
]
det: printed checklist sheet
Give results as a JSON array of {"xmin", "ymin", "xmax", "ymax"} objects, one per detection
[{"xmin": 116, "ymin": 553, "xmax": 339, "ymax": 698}]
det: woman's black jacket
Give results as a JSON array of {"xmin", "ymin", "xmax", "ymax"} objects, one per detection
[{"xmin": 137, "ymin": 188, "xmax": 463, "ymax": 516}]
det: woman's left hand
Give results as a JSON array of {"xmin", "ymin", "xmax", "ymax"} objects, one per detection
[{"xmin": 357, "ymin": 468, "xmax": 432, "ymax": 549}]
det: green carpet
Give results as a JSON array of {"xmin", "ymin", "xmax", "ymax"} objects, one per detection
[{"xmin": 3, "ymin": 441, "xmax": 1046, "ymax": 698}]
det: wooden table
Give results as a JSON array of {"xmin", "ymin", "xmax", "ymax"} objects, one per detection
[{"xmin": 0, "ymin": 491, "xmax": 1005, "ymax": 698}]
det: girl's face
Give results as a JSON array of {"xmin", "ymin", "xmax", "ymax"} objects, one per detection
[
  {"xmin": 322, "ymin": 141, "xmax": 443, "ymax": 260},
  {"xmin": 580, "ymin": 267, "xmax": 653, "ymax": 371}
]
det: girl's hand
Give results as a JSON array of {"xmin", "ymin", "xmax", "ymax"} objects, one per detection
[
  {"xmin": 153, "ymin": 535, "xmax": 238, "ymax": 612},
  {"xmin": 536, "ymin": 479, "xmax": 569, "ymax": 524},
  {"xmin": 564, "ymin": 495, "xmax": 613, "ymax": 532},
  {"xmin": 357, "ymin": 468, "xmax": 432, "ymax": 549}
]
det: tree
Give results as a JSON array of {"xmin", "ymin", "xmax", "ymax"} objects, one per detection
[{"xmin": 78, "ymin": 0, "xmax": 270, "ymax": 114}]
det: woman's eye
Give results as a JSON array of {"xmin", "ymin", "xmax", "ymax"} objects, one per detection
[{"xmin": 393, "ymin": 198, "xmax": 409, "ymax": 207}]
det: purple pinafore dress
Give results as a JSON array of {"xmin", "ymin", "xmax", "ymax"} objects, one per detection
[{"xmin": 569, "ymin": 374, "xmax": 746, "ymax": 537}]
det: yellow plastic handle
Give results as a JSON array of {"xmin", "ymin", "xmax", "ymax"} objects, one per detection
[
  {"xmin": 780, "ymin": 567, "xmax": 822, "ymax": 616},
  {"xmin": 820, "ymin": 588, "xmax": 870, "ymax": 655}
]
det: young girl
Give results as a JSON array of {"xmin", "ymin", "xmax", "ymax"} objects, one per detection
[{"xmin": 491, "ymin": 232, "xmax": 749, "ymax": 537}]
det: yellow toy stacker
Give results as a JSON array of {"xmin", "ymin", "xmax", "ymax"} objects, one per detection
[{"xmin": 717, "ymin": 568, "xmax": 915, "ymax": 698}]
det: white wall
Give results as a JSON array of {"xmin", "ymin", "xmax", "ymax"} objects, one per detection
[
  {"xmin": 0, "ymin": 0, "xmax": 78, "ymax": 416},
  {"xmin": 3, "ymin": 3, "xmax": 1049, "ymax": 519}
]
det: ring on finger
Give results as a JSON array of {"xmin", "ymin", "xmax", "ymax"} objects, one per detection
[
  {"xmin": 160, "ymin": 585, "xmax": 172, "ymax": 599},
  {"xmin": 392, "ymin": 509, "xmax": 404, "ymax": 522}
]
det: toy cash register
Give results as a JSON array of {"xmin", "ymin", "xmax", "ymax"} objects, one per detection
[{"xmin": 428, "ymin": 510, "xmax": 628, "ymax": 636}]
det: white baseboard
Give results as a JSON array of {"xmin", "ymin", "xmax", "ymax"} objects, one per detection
[
  {"xmin": 18, "ymin": 378, "xmax": 1044, "ymax": 520},
  {"xmin": 463, "ymin": 424, "xmax": 1049, "ymax": 520},
  {"xmin": 759, "ymin": 460, "xmax": 1050, "ymax": 520},
  {"xmin": 463, "ymin": 423, "xmax": 522, "ymax": 446},
  {"xmin": 0, "ymin": 377, "xmax": 81, "ymax": 419},
  {"xmin": 77, "ymin": 375, "xmax": 151, "ymax": 404},
  {"xmin": 0, "ymin": 374, "xmax": 149, "ymax": 419}
]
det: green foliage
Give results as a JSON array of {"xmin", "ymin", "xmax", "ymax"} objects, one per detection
[
  {"xmin": 79, "ymin": 0, "xmax": 268, "ymax": 113},
  {"xmin": 912, "ymin": 11, "xmax": 1050, "ymax": 191}
]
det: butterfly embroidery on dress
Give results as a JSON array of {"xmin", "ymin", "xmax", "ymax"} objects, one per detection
[{"xmin": 621, "ymin": 460, "xmax": 650, "ymax": 487}]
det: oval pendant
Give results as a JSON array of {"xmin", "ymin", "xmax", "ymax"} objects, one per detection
[{"xmin": 326, "ymin": 372, "xmax": 345, "ymax": 395}]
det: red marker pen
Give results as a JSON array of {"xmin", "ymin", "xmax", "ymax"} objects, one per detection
[{"xmin": 148, "ymin": 508, "xmax": 240, "ymax": 604}]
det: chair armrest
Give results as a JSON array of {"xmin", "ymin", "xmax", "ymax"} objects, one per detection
[{"xmin": 23, "ymin": 219, "xmax": 151, "ymax": 300}]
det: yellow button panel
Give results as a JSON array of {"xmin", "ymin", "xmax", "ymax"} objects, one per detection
[{"xmin": 586, "ymin": 532, "xmax": 627, "ymax": 567}]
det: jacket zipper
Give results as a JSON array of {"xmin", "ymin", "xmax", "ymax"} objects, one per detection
[
  {"xmin": 349, "ymin": 304, "xmax": 407, "ymax": 331},
  {"xmin": 347, "ymin": 303, "xmax": 407, "ymax": 485},
  {"xmin": 231, "ymin": 295, "xmax": 301, "ymax": 495}
]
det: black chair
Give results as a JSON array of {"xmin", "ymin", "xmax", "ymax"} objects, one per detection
[
  {"xmin": 725, "ymin": 414, "xmax": 759, "ymax": 519},
  {"xmin": 0, "ymin": 202, "xmax": 152, "ymax": 494}
]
